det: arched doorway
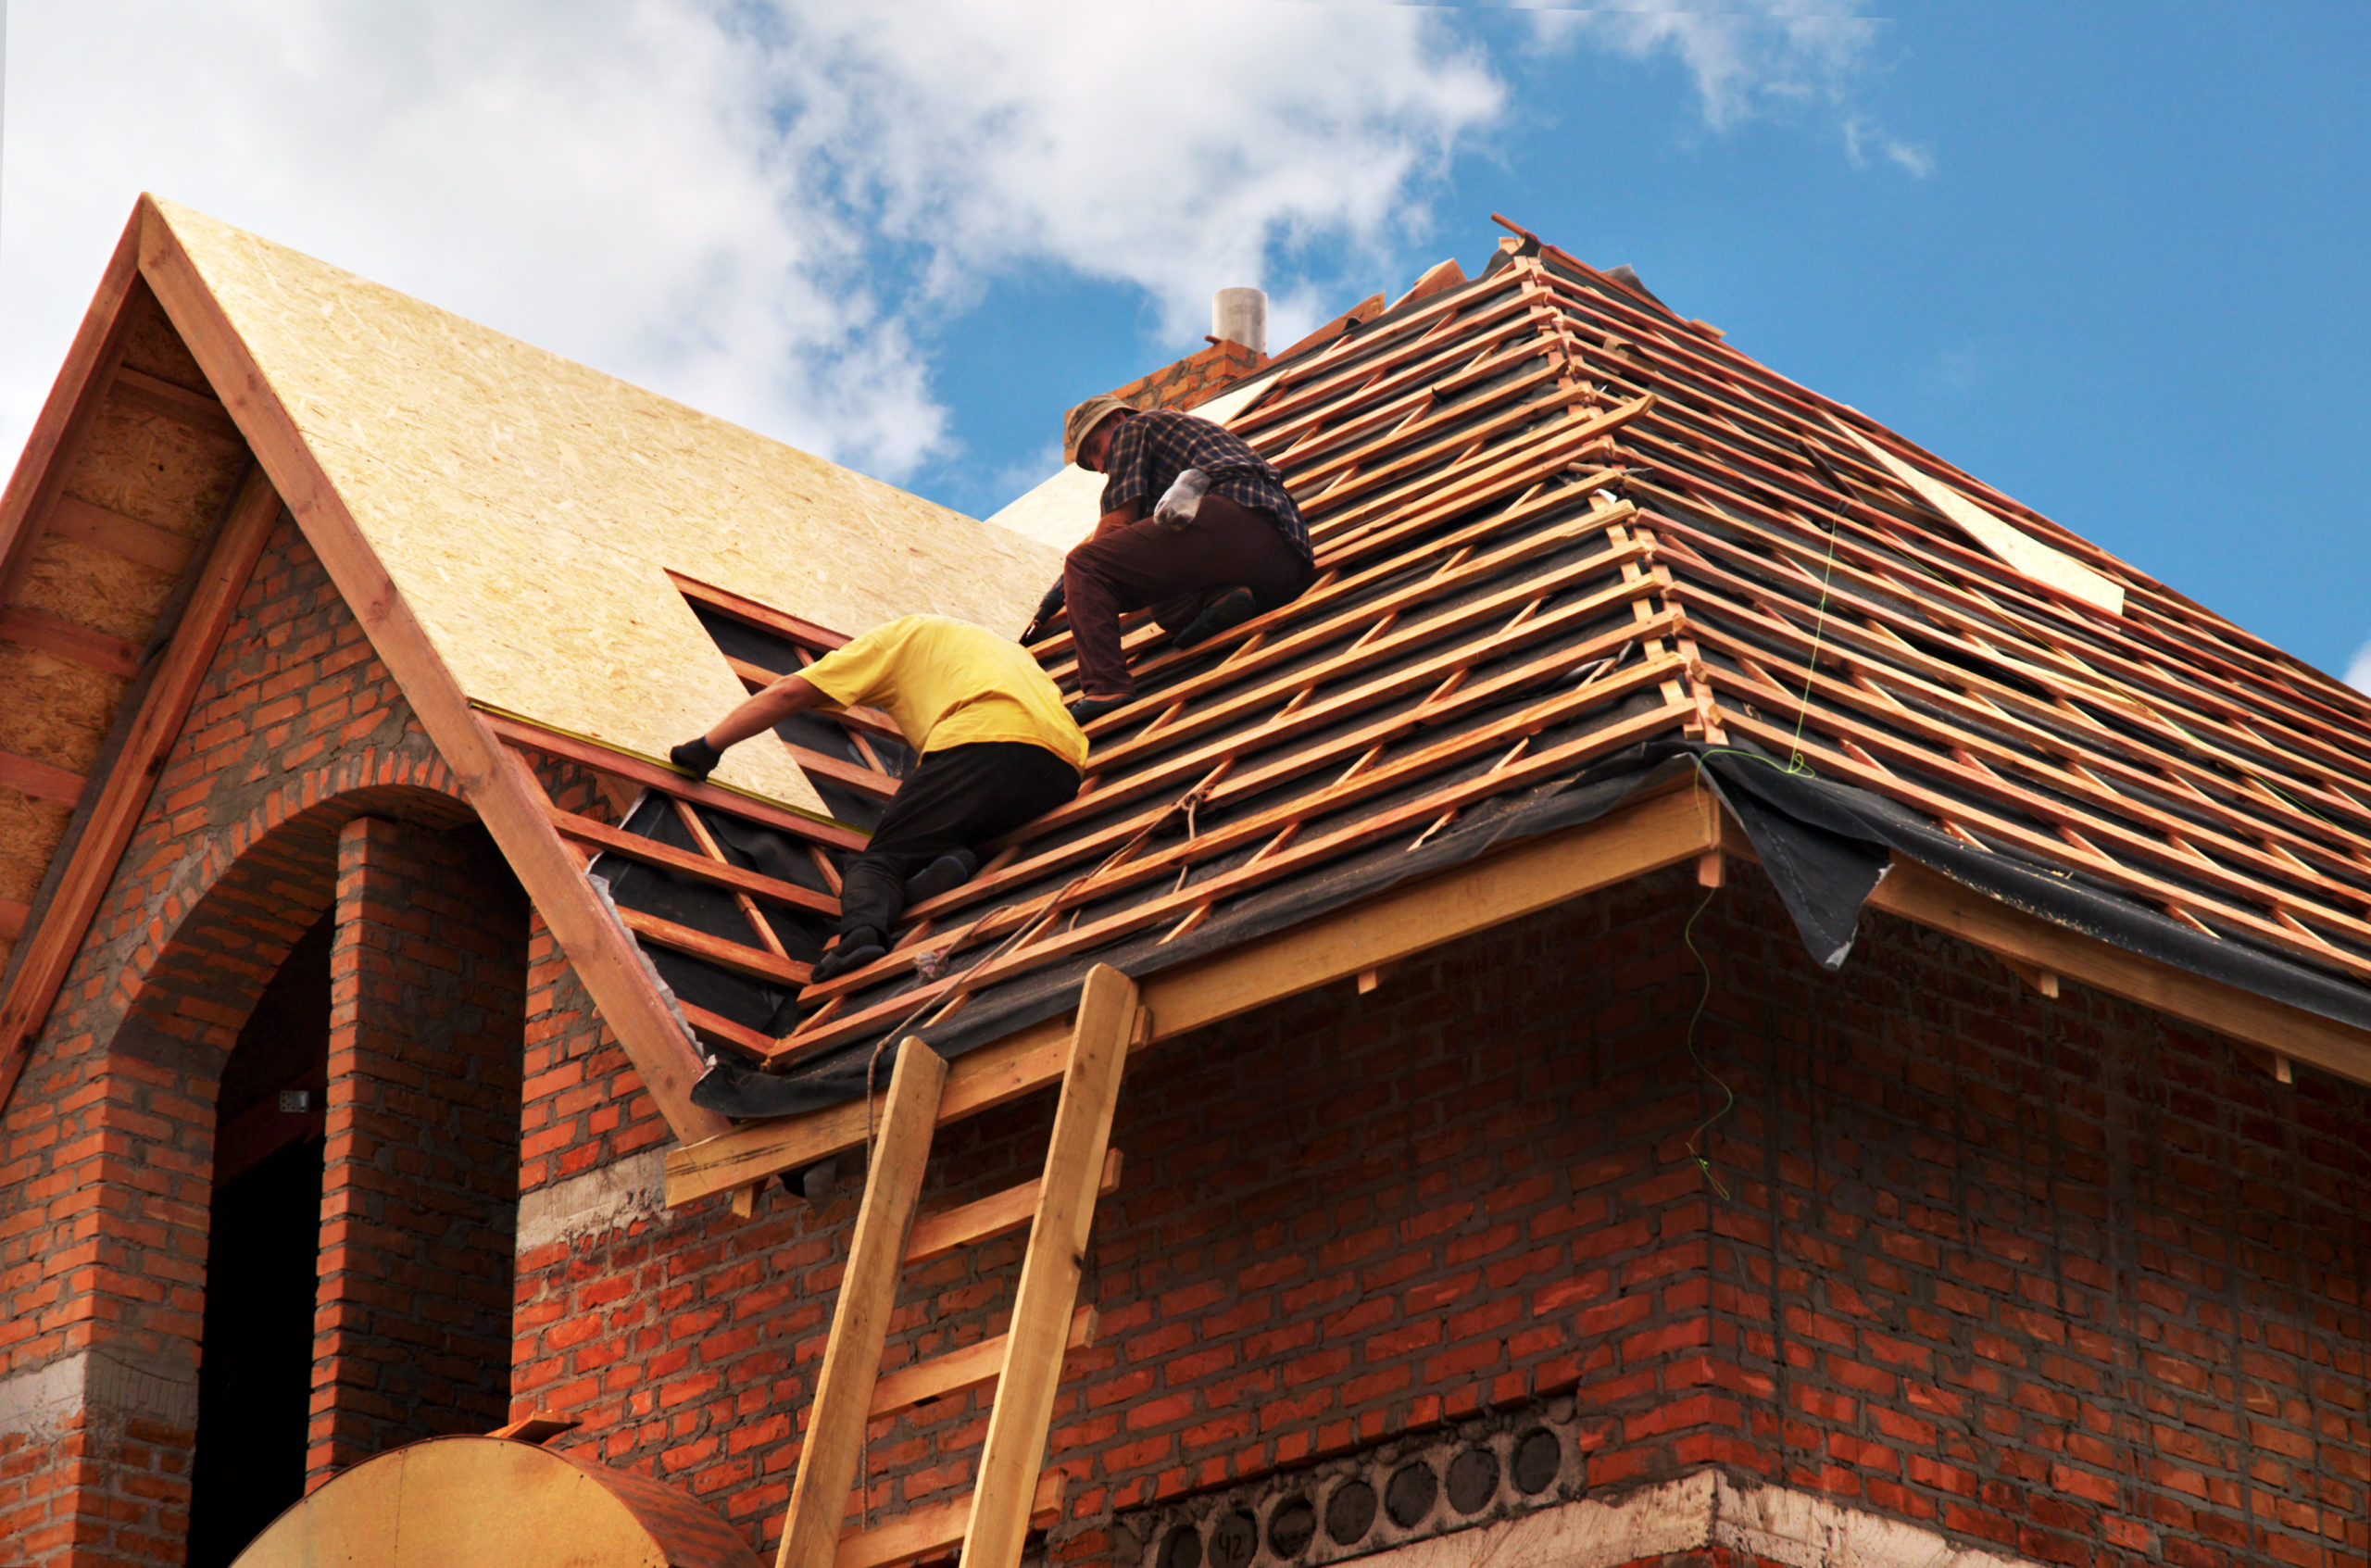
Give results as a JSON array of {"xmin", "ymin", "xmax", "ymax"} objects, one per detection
[{"xmin": 186, "ymin": 913, "xmax": 332, "ymax": 1568}]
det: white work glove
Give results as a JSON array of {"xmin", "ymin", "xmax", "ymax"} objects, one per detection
[{"xmin": 1153, "ymin": 468, "xmax": 1211, "ymax": 532}]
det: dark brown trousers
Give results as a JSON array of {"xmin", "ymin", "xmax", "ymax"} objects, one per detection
[{"xmin": 1061, "ymin": 495, "xmax": 1312, "ymax": 699}]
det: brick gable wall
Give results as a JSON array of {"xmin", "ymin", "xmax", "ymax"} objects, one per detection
[
  {"xmin": 0, "ymin": 514, "xmax": 491, "ymax": 1566},
  {"xmin": 513, "ymin": 865, "xmax": 2369, "ymax": 1568}
]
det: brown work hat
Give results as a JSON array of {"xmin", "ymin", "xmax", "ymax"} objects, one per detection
[{"xmin": 1062, "ymin": 395, "xmax": 1133, "ymax": 467}]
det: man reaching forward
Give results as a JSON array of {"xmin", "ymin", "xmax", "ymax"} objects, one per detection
[{"xmin": 671, "ymin": 615, "xmax": 1085, "ymax": 986}]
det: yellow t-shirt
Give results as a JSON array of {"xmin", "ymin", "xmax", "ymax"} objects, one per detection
[{"xmin": 799, "ymin": 614, "xmax": 1087, "ymax": 771}]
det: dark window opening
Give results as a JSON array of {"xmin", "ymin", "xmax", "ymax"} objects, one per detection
[
  {"xmin": 187, "ymin": 913, "xmax": 332, "ymax": 1568},
  {"xmin": 668, "ymin": 570, "xmax": 914, "ymax": 830}
]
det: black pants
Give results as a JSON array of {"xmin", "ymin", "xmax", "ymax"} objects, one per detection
[{"xmin": 836, "ymin": 742, "xmax": 1081, "ymax": 936}]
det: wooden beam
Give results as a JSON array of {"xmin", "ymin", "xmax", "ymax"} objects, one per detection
[
  {"xmin": 135, "ymin": 197, "xmax": 733, "ymax": 1145},
  {"xmin": 0, "ymin": 749, "xmax": 88, "ymax": 807},
  {"xmin": 775, "ymin": 1037, "xmax": 947, "ymax": 1568},
  {"xmin": 680, "ymin": 1000, "xmax": 781, "ymax": 1058},
  {"xmin": 487, "ymin": 1412, "xmax": 583, "ymax": 1444},
  {"xmin": 668, "ymin": 569, "xmax": 854, "ymax": 651},
  {"xmin": 482, "ymin": 709, "xmax": 868, "ymax": 853},
  {"xmin": 1864, "ymin": 858, "xmax": 2371, "ymax": 1091},
  {"xmin": 44, "ymin": 496, "xmax": 196, "ymax": 575},
  {"xmin": 664, "ymin": 782, "xmax": 1717, "ymax": 1207},
  {"xmin": 110, "ymin": 365, "xmax": 243, "ymax": 441},
  {"xmin": 869, "ymin": 1306, "xmax": 1095, "ymax": 1419},
  {"xmin": 0, "ymin": 606, "xmax": 142, "ymax": 677},
  {"xmin": 833, "ymin": 1472, "xmax": 1062, "ymax": 1568},
  {"xmin": 960, "ymin": 964, "xmax": 1135, "ymax": 1568},
  {"xmin": 903, "ymin": 1148, "xmax": 1122, "ymax": 1268},
  {"xmin": 551, "ymin": 805, "xmax": 838, "ymax": 918},
  {"xmin": 617, "ymin": 906, "xmax": 812, "ymax": 988},
  {"xmin": 0, "ymin": 464, "xmax": 282, "ymax": 1111}
]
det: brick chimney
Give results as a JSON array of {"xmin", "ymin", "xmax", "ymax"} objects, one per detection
[{"xmin": 1102, "ymin": 288, "xmax": 1271, "ymax": 413}]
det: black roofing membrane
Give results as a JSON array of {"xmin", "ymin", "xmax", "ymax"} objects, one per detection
[{"xmin": 684, "ymin": 739, "xmax": 2371, "ymax": 1121}]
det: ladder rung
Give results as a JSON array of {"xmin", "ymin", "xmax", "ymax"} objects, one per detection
[
  {"xmin": 870, "ymin": 1307, "xmax": 1097, "ymax": 1418},
  {"xmin": 832, "ymin": 1470, "xmax": 1065, "ymax": 1568},
  {"xmin": 904, "ymin": 1148, "xmax": 1122, "ymax": 1267}
]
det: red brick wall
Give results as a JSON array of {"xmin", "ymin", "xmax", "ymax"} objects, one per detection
[
  {"xmin": 513, "ymin": 760, "xmax": 678, "ymax": 1196},
  {"xmin": 307, "ymin": 815, "xmax": 525, "ymax": 1487},
  {"xmin": 0, "ymin": 515, "xmax": 470, "ymax": 1567},
  {"xmin": 511, "ymin": 865, "xmax": 2369, "ymax": 1568},
  {"xmin": 1107, "ymin": 341, "xmax": 1265, "ymax": 415}
]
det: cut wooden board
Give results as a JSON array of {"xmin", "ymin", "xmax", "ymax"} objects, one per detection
[
  {"xmin": 1825, "ymin": 417, "xmax": 2124, "ymax": 616},
  {"xmin": 867, "ymin": 1306, "xmax": 1096, "ymax": 1418},
  {"xmin": 903, "ymin": 1149, "xmax": 1121, "ymax": 1267}
]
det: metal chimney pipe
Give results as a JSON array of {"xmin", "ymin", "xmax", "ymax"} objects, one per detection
[{"xmin": 1211, "ymin": 288, "xmax": 1268, "ymax": 356}]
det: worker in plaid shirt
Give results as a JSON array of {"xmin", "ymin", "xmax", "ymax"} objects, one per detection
[{"xmin": 1039, "ymin": 395, "xmax": 1314, "ymax": 724}]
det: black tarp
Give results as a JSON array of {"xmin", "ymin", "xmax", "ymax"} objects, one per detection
[{"xmin": 689, "ymin": 737, "xmax": 2371, "ymax": 1120}]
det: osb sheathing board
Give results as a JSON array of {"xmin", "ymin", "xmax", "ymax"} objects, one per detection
[
  {"xmin": 63, "ymin": 393, "xmax": 245, "ymax": 543},
  {"xmin": 0, "ymin": 644, "xmax": 125, "ymax": 777},
  {"xmin": 155, "ymin": 200, "xmax": 1063, "ymax": 815}
]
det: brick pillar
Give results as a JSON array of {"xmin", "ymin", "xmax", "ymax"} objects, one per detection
[{"xmin": 307, "ymin": 817, "xmax": 525, "ymax": 1490}]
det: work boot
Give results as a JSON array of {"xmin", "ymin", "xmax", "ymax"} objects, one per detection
[
  {"xmin": 1067, "ymin": 693, "xmax": 1131, "ymax": 724},
  {"xmin": 1173, "ymin": 587, "xmax": 1258, "ymax": 649},
  {"xmin": 810, "ymin": 925, "xmax": 887, "ymax": 984},
  {"xmin": 901, "ymin": 849, "xmax": 978, "ymax": 906}
]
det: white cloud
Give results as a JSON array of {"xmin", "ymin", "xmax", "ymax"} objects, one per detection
[
  {"xmin": 2345, "ymin": 635, "xmax": 2371, "ymax": 694},
  {"xmin": 0, "ymin": 1, "xmax": 1911, "ymax": 496},
  {"xmin": 0, "ymin": 0, "xmax": 1499, "ymax": 483}
]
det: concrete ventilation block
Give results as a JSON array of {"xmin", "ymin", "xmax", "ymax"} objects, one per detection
[{"xmin": 1127, "ymin": 1399, "xmax": 1584, "ymax": 1568}]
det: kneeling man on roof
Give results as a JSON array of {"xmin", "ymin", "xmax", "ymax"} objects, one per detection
[
  {"xmin": 671, "ymin": 614, "xmax": 1086, "ymax": 986},
  {"xmin": 1039, "ymin": 395, "xmax": 1313, "ymax": 724}
]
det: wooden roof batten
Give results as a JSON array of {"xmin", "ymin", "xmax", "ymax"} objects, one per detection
[
  {"xmin": 659, "ymin": 228, "xmax": 2371, "ymax": 1208},
  {"xmin": 12, "ymin": 197, "xmax": 2369, "ymax": 1179}
]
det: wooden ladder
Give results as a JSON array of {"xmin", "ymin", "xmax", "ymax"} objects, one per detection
[{"xmin": 774, "ymin": 963, "xmax": 1142, "ymax": 1568}]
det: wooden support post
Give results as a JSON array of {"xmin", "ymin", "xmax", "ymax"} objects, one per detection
[
  {"xmin": 957, "ymin": 965, "xmax": 1138, "ymax": 1568},
  {"xmin": 776, "ymin": 1037, "xmax": 949, "ymax": 1568}
]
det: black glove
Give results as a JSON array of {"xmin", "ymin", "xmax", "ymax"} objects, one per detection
[
  {"xmin": 670, "ymin": 734, "xmax": 723, "ymax": 781},
  {"xmin": 1021, "ymin": 577, "xmax": 1068, "ymax": 642}
]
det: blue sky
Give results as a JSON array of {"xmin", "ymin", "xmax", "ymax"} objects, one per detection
[{"xmin": 5, "ymin": 3, "xmax": 2367, "ymax": 680}]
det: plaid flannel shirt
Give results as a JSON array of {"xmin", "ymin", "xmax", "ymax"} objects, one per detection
[{"xmin": 1098, "ymin": 410, "xmax": 1311, "ymax": 562}]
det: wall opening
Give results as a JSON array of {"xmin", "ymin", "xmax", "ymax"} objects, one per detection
[{"xmin": 186, "ymin": 912, "xmax": 332, "ymax": 1568}]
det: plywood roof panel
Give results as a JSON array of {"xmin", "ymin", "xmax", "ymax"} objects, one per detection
[{"xmin": 154, "ymin": 199, "xmax": 1061, "ymax": 815}]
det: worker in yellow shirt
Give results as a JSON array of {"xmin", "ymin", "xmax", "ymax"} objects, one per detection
[{"xmin": 671, "ymin": 615, "xmax": 1085, "ymax": 985}]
